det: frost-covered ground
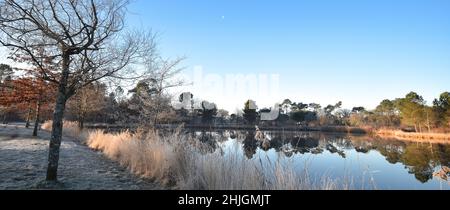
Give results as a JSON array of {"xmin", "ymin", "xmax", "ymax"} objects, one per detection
[{"xmin": 0, "ymin": 124, "xmax": 161, "ymax": 190}]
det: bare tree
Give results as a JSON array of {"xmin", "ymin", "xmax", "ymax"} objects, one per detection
[
  {"xmin": 0, "ymin": 0, "xmax": 155, "ymax": 181},
  {"xmin": 144, "ymin": 56, "xmax": 186, "ymax": 96},
  {"xmin": 127, "ymin": 56, "xmax": 186, "ymax": 125},
  {"xmin": 66, "ymin": 82, "xmax": 106, "ymax": 129}
]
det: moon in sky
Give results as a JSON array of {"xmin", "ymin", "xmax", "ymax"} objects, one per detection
[{"xmin": 221, "ymin": 16, "xmax": 225, "ymax": 20}]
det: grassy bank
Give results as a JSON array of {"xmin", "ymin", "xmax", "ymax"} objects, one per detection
[
  {"xmin": 375, "ymin": 128, "xmax": 450, "ymax": 143},
  {"xmin": 41, "ymin": 121, "xmax": 354, "ymax": 190}
]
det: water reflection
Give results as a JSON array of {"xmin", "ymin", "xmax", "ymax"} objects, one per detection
[
  {"xmin": 243, "ymin": 131, "xmax": 257, "ymax": 159},
  {"xmin": 186, "ymin": 130, "xmax": 450, "ymax": 187}
]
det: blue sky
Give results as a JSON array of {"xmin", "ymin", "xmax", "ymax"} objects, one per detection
[
  {"xmin": 125, "ymin": 0, "xmax": 450, "ymax": 111},
  {"xmin": 2, "ymin": 0, "xmax": 449, "ymax": 112}
]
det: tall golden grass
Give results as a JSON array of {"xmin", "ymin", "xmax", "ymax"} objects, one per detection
[
  {"xmin": 376, "ymin": 128, "xmax": 450, "ymax": 143},
  {"xmin": 180, "ymin": 152, "xmax": 350, "ymax": 190},
  {"xmin": 41, "ymin": 120, "xmax": 83, "ymax": 139},
  {"xmin": 86, "ymin": 129, "xmax": 184, "ymax": 184},
  {"xmin": 41, "ymin": 121, "xmax": 354, "ymax": 190}
]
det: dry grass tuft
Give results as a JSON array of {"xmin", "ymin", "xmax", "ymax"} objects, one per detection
[
  {"xmin": 179, "ymin": 152, "xmax": 351, "ymax": 190},
  {"xmin": 41, "ymin": 120, "xmax": 52, "ymax": 131},
  {"xmin": 41, "ymin": 120, "xmax": 83, "ymax": 139},
  {"xmin": 376, "ymin": 128, "xmax": 450, "ymax": 143},
  {"xmin": 85, "ymin": 129, "xmax": 178, "ymax": 183}
]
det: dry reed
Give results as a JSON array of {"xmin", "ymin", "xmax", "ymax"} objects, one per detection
[
  {"xmin": 376, "ymin": 128, "xmax": 450, "ymax": 143},
  {"xmin": 41, "ymin": 120, "xmax": 83, "ymax": 139}
]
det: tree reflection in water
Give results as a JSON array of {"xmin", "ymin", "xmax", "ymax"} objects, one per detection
[
  {"xmin": 186, "ymin": 129, "xmax": 450, "ymax": 183},
  {"xmin": 243, "ymin": 131, "xmax": 257, "ymax": 159},
  {"xmin": 187, "ymin": 130, "xmax": 221, "ymax": 155}
]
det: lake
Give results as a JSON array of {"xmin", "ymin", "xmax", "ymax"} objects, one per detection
[{"xmin": 186, "ymin": 130, "xmax": 450, "ymax": 190}]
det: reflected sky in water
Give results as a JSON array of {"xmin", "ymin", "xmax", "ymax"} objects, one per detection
[{"xmin": 187, "ymin": 130, "xmax": 450, "ymax": 190}]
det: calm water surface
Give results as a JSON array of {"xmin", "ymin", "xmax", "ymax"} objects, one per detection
[{"xmin": 187, "ymin": 130, "xmax": 450, "ymax": 190}]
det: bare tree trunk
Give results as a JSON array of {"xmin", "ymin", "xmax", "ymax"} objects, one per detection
[
  {"xmin": 153, "ymin": 112, "xmax": 159, "ymax": 126},
  {"xmin": 46, "ymin": 55, "xmax": 69, "ymax": 181},
  {"xmin": 32, "ymin": 100, "xmax": 41, "ymax": 136},
  {"xmin": 426, "ymin": 111, "xmax": 431, "ymax": 133},
  {"xmin": 2, "ymin": 113, "xmax": 8, "ymax": 124},
  {"xmin": 77, "ymin": 97, "xmax": 85, "ymax": 130},
  {"xmin": 414, "ymin": 124, "xmax": 418, "ymax": 133},
  {"xmin": 25, "ymin": 104, "xmax": 32, "ymax": 128},
  {"xmin": 78, "ymin": 115, "xmax": 84, "ymax": 130}
]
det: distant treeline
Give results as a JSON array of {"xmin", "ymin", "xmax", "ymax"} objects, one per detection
[
  {"xmin": 1, "ymin": 63, "xmax": 449, "ymax": 133},
  {"xmin": 208, "ymin": 91, "xmax": 450, "ymax": 133}
]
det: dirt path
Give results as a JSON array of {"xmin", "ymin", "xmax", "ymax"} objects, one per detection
[{"xmin": 0, "ymin": 124, "xmax": 162, "ymax": 190}]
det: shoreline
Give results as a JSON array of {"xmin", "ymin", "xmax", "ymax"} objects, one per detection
[
  {"xmin": 375, "ymin": 129, "xmax": 450, "ymax": 143},
  {"xmin": 84, "ymin": 123, "xmax": 450, "ymax": 143},
  {"xmin": 162, "ymin": 125, "xmax": 450, "ymax": 143}
]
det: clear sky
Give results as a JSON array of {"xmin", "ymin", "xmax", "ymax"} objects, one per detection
[
  {"xmin": 124, "ymin": 0, "xmax": 450, "ymax": 112},
  {"xmin": 2, "ymin": 0, "xmax": 450, "ymax": 112}
]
